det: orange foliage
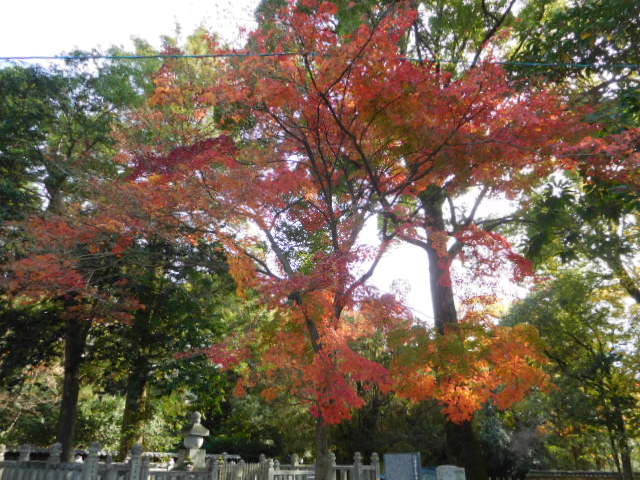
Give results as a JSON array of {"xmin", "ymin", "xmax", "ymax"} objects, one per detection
[{"xmin": 392, "ymin": 321, "xmax": 548, "ymax": 422}]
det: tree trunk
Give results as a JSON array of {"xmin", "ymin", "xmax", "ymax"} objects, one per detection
[
  {"xmin": 118, "ymin": 357, "xmax": 150, "ymax": 459},
  {"xmin": 422, "ymin": 190, "xmax": 458, "ymax": 334},
  {"xmin": 445, "ymin": 421, "xmax": 489, "ymax": 480},
  {"xmin": 422, "ymin": 190, "xmax": 489, "ymax": 480},
  {"xmin": 618, "ymin": 437, "xmax": 633, "ymax": 480},
  {"xmin": 607, "ymin": 427, "xmax": 622, "ymax": 475},
  {"xmin": 297, "ymin": 295, "xmax": 333, "ymax": 480},
  {"xmin": 315, "ymin": 418, "xmax": 332, "ymax": 480},
  {"xmin": 56, "ymin": 316, "xmax": 90, "ymax": 462},
  {"xmin": 613, "ymin": 403, "xmax": 633, "ymax": 480}
]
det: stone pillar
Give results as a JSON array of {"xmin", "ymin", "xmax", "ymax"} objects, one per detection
[
  {"xmin": 82, "ymin": 442, "xmax": 100, "ymax": 480},
  {"xmin": 291, "ymin": 454, "xmax": 299, "ymax": 467},
  {"xmin": 353, "ymin": 453, "xmax": 363, "ymax": 480},
  {"xmin": 329, "ymin": 453, "xmax": 337, "ymax": 480},
  {"xmin": 217, "ymin": 455, "xmax": 225, "ymax": 480},
  {"xmin": 140, "ymin": 455, "xmax": 150, "ymax": 480},
  {"xmin": 105, "ymin": 454, "xmax": 118, "ymax": 480},
  {"xmin": 48, "ymin": 443, "xmax": 63, "ymax": 465},
  {"xmin": 208, "ymin": 454, "xmax": 220, "ymax": 480},
  {"xmin": 19, "ymin": 444, "xmax": 32, "ymax": 462},
  {"xmin": 258, "ymin": 455, "xmax": 267, "ymax": 480},
  {"xmin": 267, "ymin": 459, "xmax": 275, "ymax": 480},
  {"xmin": 370, "ymin": 453, "xmax": 380, "ymax": 480},
  {"xmin": 128, "ymin": 444, "xmax": 144, "ymax": 480},
  {"xmin": 436, "ymin": 465, "xmax": 466, "ymax": 480},
  {"xmin": 0, "ymin": 444, "xmax": 6, "ymax": 462},
  {"xmin": 235, "ymin": 460, "xmax": 245, "ymax": 480}
]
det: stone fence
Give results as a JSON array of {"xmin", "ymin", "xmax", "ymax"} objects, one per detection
[
  {"xmin": 526, "ymin": 471, "xmax": 639, "ymax": 480},
  {"xmin": 0, "ymin": 443, "xmax": 381, "ymax": 480}
]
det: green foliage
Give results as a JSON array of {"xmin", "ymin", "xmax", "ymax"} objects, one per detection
[
  {"xmin": 75, "ymin": 387, "xmax": 125, "ymax": 451},
  {"xmin": 0, "ymin": 47, "xmax": 156, "ymax": 219},
  {"xmin": 0, "ymin": 301, "xmax": 63, "ymax": 387},
  {"xmin": 137, "ymin": 392, "xmax": 185, "ymax": 452},
  {"xmin": 333, "ymin": 394, "xmax": 447, "ymax": 464},
  {"xmin": 475, "ymin": 402, "xmax": 550, "ymax": 475},
  {"xmin": 504, "ymin": 271, "xmax": 640, "ymax": 471},
  {"xmin": 0, "ymin": 66, "xmax": 57, "ymax": 221},
  {"xmin": 204, "ymin": 394, "xmax": 313, "ymax": 461},
  {"xmin": 411, "ymin": 0, "xmax": 521, "ymax": 65},
  {"xmin": 0, "ymin": 365, "xmax": 61, "ymax": 446},
  {"xmin": 512, "ymin": 0, "xmax": 640, "ymax": 86},
  {"xmin": 522, "ymin": 173, "xmax": 639, "ymax": 303}
]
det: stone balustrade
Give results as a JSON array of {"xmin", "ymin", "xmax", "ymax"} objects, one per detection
[
  {"xmin": 0, "ymin": 443, "xmax": 381, "ymax": 480},
  {"xmin": 526, "ymin": 471, "xmax": 640, "ymax": 480}
]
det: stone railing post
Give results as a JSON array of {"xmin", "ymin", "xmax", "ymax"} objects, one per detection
[
  {"xmin": 267, "ymin": 459, "xmax": 275, "ymax": 480},
  {"xmin": 258, "ymin": 455, "xmax": 268, "ymax": 480},
  {"xmin": 352, "ymin": 453, "xmax": 362, "ymax": 480},
  {"xmin": 128, "ymin": 445, "xmax": 144, "ymax": 480},
  {"xmin": 48, "ymin": 443, "xmax": 63, "ymax": 465},
  {"xmin": 233, "ymin": 460, "xmax": 244, "ymax": 480},
  {"xmin": 329, "ymin": 453, "xmax": 337, "ymax": 480},
  {"xmin": 82, "ymin": 442, "xmax": 100, "ymax": 480},
  {"xmin": 291, "ymin": 455, "xmax": 299, "ymax": 467},
  {"xmin": 217, "ymin": 455, "xmax": 225, "ymax": 480},
  {"xmin": 105, "ymin": 454, "xmax": 119, "ymax": 480},
  {"xmin": 140, "ymin": 455, "xmax": 150, "ymax": 480},
  {"xmin": 208, "ymin": 454, "xmax": 219, "ymax": 480},
  {"xmin": 0, "ymin": 444, "xmax": 5, "ymax": 480},
  {"xmin": 370, "ymin": 454, "xmax": 380, "ymax": 480},
  {"xmin": 19, "ymin": 444, "xmax": 32, "ymax": 462}
]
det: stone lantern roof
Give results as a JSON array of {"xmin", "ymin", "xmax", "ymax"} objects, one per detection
[{"xmin": 181, "ymin": 412, "xmax": 209, "ymax": 438}]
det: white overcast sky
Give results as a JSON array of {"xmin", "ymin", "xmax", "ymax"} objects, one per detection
[
  {"xmin": 1, "ymin": 0, "xmax": 258, "ymax": 55},
  {"xmin": 1, "ymin": 0, "xmax": 435, "ymax": 320}
]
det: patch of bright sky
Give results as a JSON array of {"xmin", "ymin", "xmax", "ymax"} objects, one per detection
[{"xmin": 1, "ymin": 0, "xmax": 258, "ymax": 56}]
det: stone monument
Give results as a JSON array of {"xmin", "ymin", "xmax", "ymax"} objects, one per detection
[
  {"xmin": 436, "ymin": 465, "xmax": 466, "ymax": 480},
  {"xmin": 421, "ymin": 467, "xmax": 437, "ymax": 480},
  {"xmin": 384, "ymin": 453, "xmax": 422, "ymax": 480},
  {"xmin": 177, "ymin": 412, "xmax": 210, "ymax": 470}
]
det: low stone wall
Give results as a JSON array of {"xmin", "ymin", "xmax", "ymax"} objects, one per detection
[{"xmin": 526, "ymin": 470, "xmax": 639, "ymax": 480}]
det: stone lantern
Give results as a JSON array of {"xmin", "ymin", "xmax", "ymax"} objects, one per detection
[{"xmin": 177, "ymin": 412, "xmax": 209, "ymax": 470}]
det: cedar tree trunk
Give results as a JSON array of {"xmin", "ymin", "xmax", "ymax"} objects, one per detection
[
  {"xmin": 56, "ymin": 315, "xmax": 90, "ymax": 462},
  {"xmin": 118, "ymin": 357, "xmax": 151, "ymax": 459}
]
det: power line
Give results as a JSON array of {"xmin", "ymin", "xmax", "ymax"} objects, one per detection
[
  {"xmin": 1, "ymin": 52, "xmax": 639, "ymax": 69},
  {"xmin": 0, "ymin": 52, "xmax": 315, "ymax": 61}
]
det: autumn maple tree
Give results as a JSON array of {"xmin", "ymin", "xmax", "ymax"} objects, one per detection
[
  {"xmin": 124, "ymin": 24, "xmax": 404, "ymax": 480},
  {"xmin": 106, "ymin": 2, "xmax": 616, "ymax": 479}
]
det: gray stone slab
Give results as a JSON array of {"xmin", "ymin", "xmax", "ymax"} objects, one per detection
[
  {"xmin": 421, "ymin": 467, "xmax": 437, "ymax": 480},
  {"xmin": 384, "ymin": 453, "xmax": 422, "ymax": 480},
  {"xmin": 436, "ymin": 465, "xmax": 465, "ymax": 480}
]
